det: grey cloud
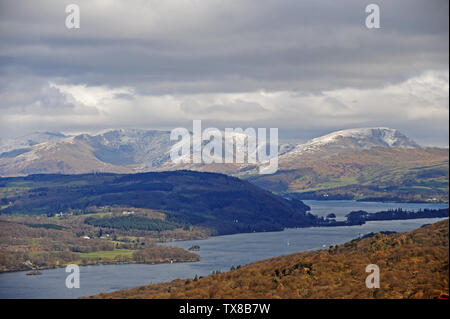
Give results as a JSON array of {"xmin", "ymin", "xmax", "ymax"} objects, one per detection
[
  {"xmin": 0, "ymin": 0, "xmax": 448, "ymax": 145},
  {"xmin": 180, "ymin": 99, "xmax": 266, "ymax": 117},
  {"xmin": 1, "ymin": 0, "xmax": 448, "ymax": 93}
]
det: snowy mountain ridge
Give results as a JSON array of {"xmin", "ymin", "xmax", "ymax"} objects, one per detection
[{"xmin": 0, "ymin": 127, "xmax": 422, "ymax": 176}]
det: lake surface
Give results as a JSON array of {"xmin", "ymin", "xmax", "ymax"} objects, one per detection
[{"xmin": 0, "ymin": 200, "xmax": 447, "ymax": 299}]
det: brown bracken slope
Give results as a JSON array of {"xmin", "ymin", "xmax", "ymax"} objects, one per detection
[{"xmin": 92, "ymin": 219, "xmax": 449, "ymax": 299}]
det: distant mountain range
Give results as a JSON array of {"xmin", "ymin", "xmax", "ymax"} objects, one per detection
[
  {"xmin": 0, "ymin": 129, "xmax": 173, "ymax": 176},
  {"xmin": 0, "ymin": 127, "xmax": 447, "ymax": 202},
  {"xmin": 0, "ymin": 127, "xmax": 425, "ymax": 176}
]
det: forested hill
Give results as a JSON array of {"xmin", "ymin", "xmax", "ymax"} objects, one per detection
[{"xmin": 0, "ymin": 170, "xmax": 316, "ymax": 235}]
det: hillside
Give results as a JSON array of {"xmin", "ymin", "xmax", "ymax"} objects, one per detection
[
  {"xmin": 0, "ymin": 209, "xmax": 203, "ymax": 273},
  {"xmin": 0, "ymin": 170, "xmax": 315, "ymax": 235},
  {"xmin": 92, "ymin": 219, "xmax": 449, "ymax": 299},
  {"xmin": 249, "ymin": 147, "xmax": 449, "ymax": 202}
]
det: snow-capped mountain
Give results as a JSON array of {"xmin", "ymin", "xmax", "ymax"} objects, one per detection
[
  {"xmin": 0, "ymin": 129, "xmax": 175, "ymax": 176},
  {"xmin": 282, "ymin": 127, "xmax": 420, "ymax": 158},
  {"xmin": 74, "ymin": 129, "xmax": 173, "ymax": 169},
  {"xmin": 0, "ymin": 132, "xmax": 69, "ymax": 154},
  {"xmin": 0, "ymin": 127, "xmax": 422, "ymax": 176}
]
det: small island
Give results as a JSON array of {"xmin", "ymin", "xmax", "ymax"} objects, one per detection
[
  {"xmin": 315, "ymin": 208, "xmax": 449, "ymax": 227},
  {"xmin": 188, "ymin": 245, "xmax": 200, "ymax": 251}
]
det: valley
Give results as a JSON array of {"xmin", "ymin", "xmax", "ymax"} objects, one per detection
[
  {"xmin": 0, "ymin": 170, "xmax": 315, "ymax": 273},
  {"xmin": 0, "ymin": 169, "xmax": 447, "ymax": 275},
  {"xmin": 0, "ymin": 128, "xmax": 447, "ymax": 298},
  {"xmin": 1, "ymin": 211, "xmax": 447, "ymax": 299}
]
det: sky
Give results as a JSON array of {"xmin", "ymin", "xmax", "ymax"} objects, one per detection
[{"xmin": 0, "ymin": 0, "xmax": 448, "ymax": 146}]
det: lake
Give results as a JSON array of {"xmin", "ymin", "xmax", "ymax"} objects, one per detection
[{"xmin": 0, "ymin": 200, "xmax": 447, "ymax": 299}]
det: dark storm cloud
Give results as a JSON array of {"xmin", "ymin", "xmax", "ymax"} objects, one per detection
[{"xmin": 1, "ymin": 0, "xmax": 447, "ymax": 92}]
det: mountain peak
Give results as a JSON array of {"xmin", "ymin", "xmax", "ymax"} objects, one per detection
[
  {"xmin": 289, "ymin": 127, "xmax": 420, "ymax": 155},
  {"xmin": 0, "ymin": 131, "xmax": 69, "ymax": 154},
  {"xmin": 94, "ymin": 128, "xmax": 170, "ymax": 137}
]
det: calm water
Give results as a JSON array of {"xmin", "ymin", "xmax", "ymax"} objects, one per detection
[{"xmin": 0, "ymin": 200, "xmax": 447, "ymax": 299}]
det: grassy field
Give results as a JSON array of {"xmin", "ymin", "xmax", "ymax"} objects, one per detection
[{"xmin": 77, "ymin": 249, "xmax": 136, "ymax": 260}]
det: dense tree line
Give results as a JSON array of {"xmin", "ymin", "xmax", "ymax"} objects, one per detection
[
  {"xmin": 84, "ymin": 215, "xmax": 179, "ymax": 231},
  {"xmin": 0, "ymin": 219, "xmax": 199, "ymax": 273},
  {"xmin": 346, "ymin": 208, "xmax": 449, "ymax": 224},
  {"xmin": 132, "ymin": 246, "xmax": 199, "ymax": 263}
]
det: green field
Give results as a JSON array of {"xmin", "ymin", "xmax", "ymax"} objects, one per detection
[{"xmin": 77, "ymin": 249, "xmax": 136, "ymax": 260}]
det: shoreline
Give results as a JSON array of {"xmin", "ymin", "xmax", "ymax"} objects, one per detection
[
  {"xmin": 90, "ymin": 220, "xmax": 449, "ymax": 299},
  {"xmin": 1, "ymin": 207, "xmax": 448, "ymax": 275},
  {"xmin": 299, "ymin": 197, "xmax": 449, "ymax": 204},
  {"xmin": 0, "ymin": 256, "xmax": 201, "ymax": 275},
  {"xmin": 1, "ymin": 217, "xmax": 447, "ymax": 299}
]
